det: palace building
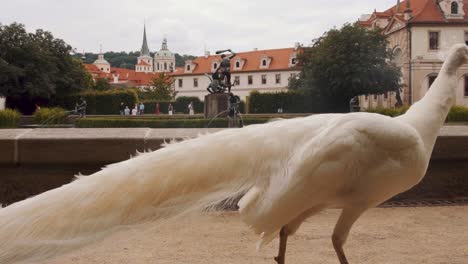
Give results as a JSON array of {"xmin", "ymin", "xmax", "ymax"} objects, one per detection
[{"xmin": 359, "ymin": 0, "xmax": 468, "ymax": 109}]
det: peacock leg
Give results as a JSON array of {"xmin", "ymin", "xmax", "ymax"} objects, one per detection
[
  {"xmin": 332, "ymin": 207, "xmax": 367, "ymax": 264},
  {"xmin": 274, "ymin": 227, "xmax": 288, "ymax": 264}
]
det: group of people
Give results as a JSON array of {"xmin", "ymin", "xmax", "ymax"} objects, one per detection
[{"xmin": 119, "ymin": 102, "xmax": 145, "ymax": 116}]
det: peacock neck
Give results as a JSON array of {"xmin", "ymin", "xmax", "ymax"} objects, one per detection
[{"xmin": 397, "ymin": 66, "xmax": 457, "ymax": 156}]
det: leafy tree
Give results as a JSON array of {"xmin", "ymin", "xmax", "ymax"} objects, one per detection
[
  {"xmin": 140, "ymin": 72, "xmax": 177, "ymax": 101},
  {"xmin": 289, "ymin": 23, "xmax": 402, "ymax": 112},
  {"xmin": 0, "ymin": 23, "xmax": 92, "ymax": 113},
  {"xmin": 93, "ymin": 78, "xmax": 111, "ymax": 91}
]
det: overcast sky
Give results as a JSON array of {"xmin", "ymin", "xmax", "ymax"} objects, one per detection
[{"xmin": 0, "ymin": 0, "xmax": 397, "ymax": 55}]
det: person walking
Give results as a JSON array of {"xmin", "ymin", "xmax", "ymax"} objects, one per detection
[
  {"xmin": 139, "ymin": 103, "xmax": 145, "ymax": 115},
  {"xmin": 124, "ymin": 106, "xmax": 130, "ymax": 116},
  {"xmin": 188, "ymin": 101, "xmax": 194, "ymax": 115},
  {"xmin": 155, "ymin": 102, "xmax": 160, "ymax": 115},
  {"xmin": 168, "ymin": 103, "xmax": 173, "ymax": 115},
  {"xmin": 119, "ymin": 102, "xmax": 125, "ymax": 115}
]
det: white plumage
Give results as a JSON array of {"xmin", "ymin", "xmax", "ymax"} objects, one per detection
[{"xmin": 0, "ymin": 44, "xmax": 467, "ymax": 264}]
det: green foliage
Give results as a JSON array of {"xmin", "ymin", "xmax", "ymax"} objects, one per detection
[
  {"xmin": 93, "ymin": 78, "xmax": 111, "ymax": 91},
  {"xmin": 366, "ymin": 106, "xmax": 409, "ymax": 117},
  {"xmin": 76, "ymin": 117, "xmax": 270, "ymax": 128},
  {"xmin": 65, "ymin": 89, "xmax": 139, "ymax": 115},
  {"xmin": 175, "ymin": 54, "xmax": 197, "ymax": 67},
  {"xmin": 289, "ymin": 23, "xmax": 402, "ymax": 113},
  {"xmin": 33, "ymin": 107, "xmax": 68, "ymax": 125},
  {"xmin": 0, "ymin": 23, "xmax": 92, "ymax": 114},
  {"xmin": 0, "ymin": 109, "xmax": 21, "ymax": 128},
  {"xmin": 139, "ymin": 73, "xmax": 177, "ymax": 101},
  {"xmin": 447, "ymin": 105, "xmax": 468, "ymax": 122},
  {"xmin": 248, "ymin": 90, "xmax": 311, "ymax": 113}
]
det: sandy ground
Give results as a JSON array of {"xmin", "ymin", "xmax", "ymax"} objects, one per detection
[{"xmin": 47, "ymin": 206, "xmax": 468, "ymax": 264}]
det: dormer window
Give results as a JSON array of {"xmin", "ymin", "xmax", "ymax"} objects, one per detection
[
  {"xmin": 187, "ymin": 65, "xmax": 191, "ymax": 71},
  {"xmin": 452, "ymin": 1, "xmax": 459, "ymax": 14},
  {"xmin": 262, "ymin": 59, "xmax": 267, "ymax": 66},
  {"xmin": 213, "ymin": 63, "xmax": 218, "ymax": 70},
  {"xmin": 291, "ymin": 58, "xmax": 297, "ymax": 65},
  {"xmin": 235, "ymin": 61, "xmax": 240, "ymax": 68}
]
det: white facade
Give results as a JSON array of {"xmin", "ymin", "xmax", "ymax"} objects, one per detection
[
  {"xmin": 175, "ymin": 71, "xmax": 299, "ymax": 100},
  {"xmin": 154, "ymin": 38, "xmax": 175, "ymax": 73}
]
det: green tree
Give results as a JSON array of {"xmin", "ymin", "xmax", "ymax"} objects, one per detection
[
  {"xmin": 141, "ymin": 72, "xmax": 177, "ymax": 101},
  {"xmin": 0, "ymin": 23, "xmax": 92, "ymax": 113},
  {"xmin": 93, "ymin": 78, "xmax": 111, "ymax": 91},
  {"xmin": 289, "ymin": 23, "xmax": 402, "ymax": 112}
]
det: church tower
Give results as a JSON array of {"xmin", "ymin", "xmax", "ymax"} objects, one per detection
[
  {"xmin": 154, "ymin": 38, "xmax": 175, "ymax": 73},
  {"xmin": 93, "ymin": 45, "xmax": 110, "ymax": 73},
  {"xmin": 136, "ymin": 24, "xmax": 154, "ymax": 73}
]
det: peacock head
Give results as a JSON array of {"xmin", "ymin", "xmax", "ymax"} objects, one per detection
[{"xmin": 444, "ymin": 44, "xmax": 468, "ymax": 73}]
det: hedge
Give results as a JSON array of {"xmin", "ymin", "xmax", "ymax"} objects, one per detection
[
  {"xmin": 0, "ymin": 109, "xmax": 21, "ymax": 128},
  {"xmin": 65, "ymin": 89, "xmax": 139, "ymax": 115},
  {"xmin": 75, "ymin": 117, "xmax": 272, "ymax": 128},
  {"xmin": 367, "ymin": 105, "xmax": 468, "ymax": 122},
  {"xmin": 248, "ymin": 90, "xmax": 311, "ymax": 113},
  {"xmin": 33, "ymin": 107, "xmax": 69, "ymax": 125}
]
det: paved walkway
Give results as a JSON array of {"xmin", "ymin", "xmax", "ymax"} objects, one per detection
[{"xmin": 48, "ymin": 206, "xmax": 468, "ymax": 264}]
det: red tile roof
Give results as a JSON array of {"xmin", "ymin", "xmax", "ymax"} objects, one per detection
[
  {"xmin": 361, "ymin": 0, "xmax": 468, "ymax": 27},
  {"xmin": 171, "ymin": 48, "xmax": 299, "ymax": 76},
  {"xmin": 84, "ymin": 64, "xmax": 164, "ymax": 86}
]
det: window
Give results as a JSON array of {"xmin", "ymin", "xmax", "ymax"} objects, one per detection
[
  {"xmin": 193, "ymin": 78, "xmax": 198, "ymax": 87},
  {"xmin": 384, "ymin": 92, "xmax": 388, "ymax": 100},
  {"xmin": 290, "ymin": 73, "xmax": 297, "ymax": 79},
  {"xmin": 262, "ymin": 60, "xmax": 267, "ymax": 66},
  {"xmin": 451, "ymin": 1, "xmax": 459, "ymax": 14},
  {"xmin": 101, "ymin": 67, "xmax": 104, "ymax": 71},
  {"xmin": 164, "ymin": 62, "xmax": 167, "ymax": 70},
  {"xmin": 213, "ymin": 63, "xmax": 218, "ymax": 70},
  {"xmin": 465, "ymin": 76, "xmax": 468, "ymax": 96},
  {"xmin": 261, "ymin": 75, "xmax": 267, "ymax": 84},
  {"xmin": 291, "ymin": 58, "xmax": 297, "ymax": 65},
  {"xmin": 187, "ymin": 65, "xmax": 191, "ymax": 71},
  {"xmin": 365, "ymin": 95, "xmax": 369, "ymax": 100},
  {"xmin": 235, "ymin": 61, "xmax": 240, "ymax": 68},
  {"xmin": 428, "ymin": 75, "xmax": 437, "ymax": 88},
  {"xmin": 429, "ymin": 32, "xmax": 439, "ymax": 50},
  {"xmin": 465, "ymin": 31, "xmax": 468, "ymax": 45},
  {"xmin": 234, "ymin": 76, "xmax": 240, "ymax": 86},
  {"xmin": 275, "ymin": 74, "xmax": 281, "ymax": 84},
  {"xmin": 248, "ymin": 75, "xmax": 253, "ymax": 85},
  {"xmin": 373, "ymin": 94, "xmax": 377, "ymax": 100},
  {"xmin": 157, "ymin": 63, "xmax": 160, "ymax": 70},
  {"xmin": 178, "ymin": 79, "xmax": 183, "ymax": 88}
]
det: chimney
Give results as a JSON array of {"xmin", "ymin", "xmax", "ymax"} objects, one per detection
[{"xmin": 204, "ymin": 51, "xmax": 210, "ymax": 58}]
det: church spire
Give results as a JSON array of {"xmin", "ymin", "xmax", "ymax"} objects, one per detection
[{"xmin": 140, "ymin": 24, "xmax": 150, "ymax": 56}]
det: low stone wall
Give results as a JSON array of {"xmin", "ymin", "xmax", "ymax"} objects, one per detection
[{"xmin": 0, "ymin": 126, "xmax": 467, "ymax": 205}]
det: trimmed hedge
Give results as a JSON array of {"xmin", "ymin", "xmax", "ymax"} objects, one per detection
[
  {"xmin": 142, "ymin": 97, "xmax": 204, "ymax": 114},
  {"xmin": 447, "ymin": 105, "xmax": 468, "ymax": 122},
  {"xmin": 367, "ymin": 105, "xmax": 468, "ymax": 122},
  {"xmin": 365, "ymin": 106, "xmax": 409, "ymax": 117},
  {"xmin": 0, "ymin": 109, "xmax": 21, "ymax": 128},
  {"xmin": 248, "ymin": 90, "xmax": 311, "ymax": 113},
  {"xmin": 65, "ymin": 89, "xmax": 139, "ymax": 115},
  {"xmin": 33, "ymin": 107, "xmax": 68, "ymax": 125},
  {"xmin": 76, "ymin": 117, "xmax": 271, "ymax": 128}
]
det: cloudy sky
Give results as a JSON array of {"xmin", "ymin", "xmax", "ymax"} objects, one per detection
[{"xmin": 1, "ymin": 0, "xmax": 397, "ymax": 55}]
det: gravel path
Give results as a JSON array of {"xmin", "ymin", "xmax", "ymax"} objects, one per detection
[{"xmin": 47, "ymin": 206, "xmax": 468, "ymax": 264}]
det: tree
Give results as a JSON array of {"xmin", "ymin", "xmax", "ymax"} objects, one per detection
[
  {"xmin": 289, "ymin": 23, "xmax": 402, "ymax": 112},
  {"xmin": 0, "ymin": 23, "xmax": 92, "ymax": 113},
  {"xmin": 141, "ymin": 72, "xmax": 177, "ymax": 101},
  {"xmin": 93, "ymin": 78, "xmax": 111, "ymax": 91}
]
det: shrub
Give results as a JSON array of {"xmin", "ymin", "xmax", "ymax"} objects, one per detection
[
  {"xmin": 0, "ymin": 109, "xmax": 21, "ymax": 128},
  {"xmin": 174, "ymin": 97, "xmax": 204, "ymax": 113},
  {"xmin": 33, "ymin": 107, "xmax": 68, "ymax": 125},
  {"xmin": 447, "ymin": 105, "xmax": 468, "ymax": 122},
  {"xmin": 366, "ymin": 106, "xmax": 409, "ymax": 117},
  {"xmin": 65, "ymin": 89, "xmax": 139, "ymax": 115}
]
